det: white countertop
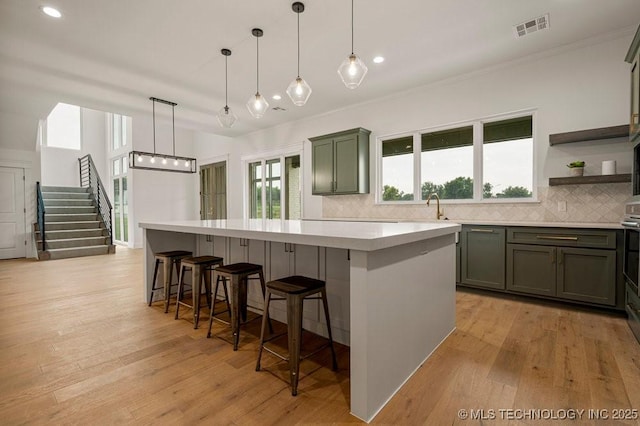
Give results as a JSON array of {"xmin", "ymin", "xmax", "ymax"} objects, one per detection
[
  {"xmin": 449, "ymin": 220, "xmax": 622, "ymax": 229},
  {"xmin": 139, "ymin": 219, "xmax": 461, "ymax": 251},
  {"xmin": 309, "ymin": 218, "xmax": 623, "ymax": 230}
]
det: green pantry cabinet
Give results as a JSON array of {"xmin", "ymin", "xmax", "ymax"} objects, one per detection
[
  {"xmin": 310, "ymin": 128, "xmax": 370, "ymax": 195},
  {"xmin": 458, "ymin": 224, "xmax": 623, "ymax": 309}
]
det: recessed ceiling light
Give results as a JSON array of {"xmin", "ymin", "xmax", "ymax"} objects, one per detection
[
  {"xmin": 41, "ymin": 6, "xmax": 62, "ymax": 18},
  {"xmin": 272, "ymin": 94, "xmax": 282, "ymax": 100},
  {"xmin": 373, "ymin": 56, "xmax": 385, "ymax": 64}
]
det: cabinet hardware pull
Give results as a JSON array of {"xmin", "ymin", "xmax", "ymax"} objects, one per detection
[
  {"xmin": 627, "ymin": 303, "xmax": 640, "ymax": 315},
  {"xmin": 550, "ymin": 248, "xmax": 555, "ymax": 263},
  {"xmin": 536, "ymin": 236, "xmax": 578, "ymax": 241},
  {"xmin": 621, "ymin": 221, "xmax": 640, "ymax": 228},
  {"xmin": 470, "ymin": 229, "xmax": 494, "ymax": 233},
  {"xmin": 558, "ymin": 250, "xmax": 563, "ymax": 265}
]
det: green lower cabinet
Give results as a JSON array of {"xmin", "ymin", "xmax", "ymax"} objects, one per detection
[
  {"xmin": 556, "ymin": 247, "xmax": 616, "ymax": 306},
  {"xmin": 506, "ymin": 244, "xmax": 616, "ymax": 307},
  {"xmin": 507, "ymin": 244, "xmax": 556, "ymax": 296},
  {"xmin": 460, "ymin": 226, "xmax": 505, "ymax": 290}
]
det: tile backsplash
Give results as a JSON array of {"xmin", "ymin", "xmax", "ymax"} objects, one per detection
[{"xmin": 322, "ymin": 183, "xmax": 631, "ymax": 223}]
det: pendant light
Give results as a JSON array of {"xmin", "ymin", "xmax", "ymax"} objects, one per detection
[
  {"xmin": 246, "ymin": 28, "xmax": 269, "ymax": 118},
  {"xmin": 286, "ymin": 2, "xmax": 312, "ymax": 106},
  {"xmin": 129, "ymin": 97, "xmax": 197, "ymax": 173},
  {"xmin": 217, "ymin": 48, "xmax": 237, "ymax": 128},
  {"xmin": 337, "ymin": 0, "xmax": 368, "ymax": 89}
]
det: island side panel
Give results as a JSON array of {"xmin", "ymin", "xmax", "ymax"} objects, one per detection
[
  {"xmin": 349, "ymin": 233, "xmax": 456, "ymax": 422},
  {"xmin": 143, "ymin": 228, "xmax": 198, "ymax": 303}
]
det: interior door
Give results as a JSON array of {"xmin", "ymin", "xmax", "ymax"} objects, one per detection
[
  {"xmin": 200, "ymin": 161, "xmax": 227, "ymax": 220},
  {"xmin": 0, "ymin": 167, "xmax": 26, "ymax": 259}
]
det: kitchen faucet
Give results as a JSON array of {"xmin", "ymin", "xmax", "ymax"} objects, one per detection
[{"xmin": 426, "ymin": 193, "xmax": 445, "ymax": 220}]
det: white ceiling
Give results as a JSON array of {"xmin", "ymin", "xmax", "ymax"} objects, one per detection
[{"xmin": 1, "ymin": 0, "xmax": 639, "ymax": 137}]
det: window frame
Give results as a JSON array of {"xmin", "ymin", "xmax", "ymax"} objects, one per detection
[
  {"xmin": 241, "ymin": 144, "xmax": 303, "ymax": 220},
  {"xmin": 376, "ymin": 110, "xmax": 537, "ymax": 204}
]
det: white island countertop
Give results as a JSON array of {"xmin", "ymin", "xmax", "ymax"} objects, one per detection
[{"xmin": 139, "ymin": 219, "xmax": 461, "ymax": 252}]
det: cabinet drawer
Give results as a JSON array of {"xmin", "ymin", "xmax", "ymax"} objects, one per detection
[{"xmin": 507, "ymin": 227, "xmax": 616, "ymax": 249}]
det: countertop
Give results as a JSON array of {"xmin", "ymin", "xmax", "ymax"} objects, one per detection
[
  {"xmin": 139, "ymin": 219, "xmax": 461, "ymax": 251},
  {"xmin": 306, "ymin": 218, "xmax": 622, "ymax": 230}
]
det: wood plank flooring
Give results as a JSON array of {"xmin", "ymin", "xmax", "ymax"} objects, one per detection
[{"xmin": 1, "ymin": 248, "xmax": 639, "ymax": 425}]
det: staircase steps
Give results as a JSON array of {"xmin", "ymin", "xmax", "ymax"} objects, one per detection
[
  {"xmin": 37, "ymin": 186, "xmax": 114, "ymax": 260},
  {"xmin": 44, "ymin": 199, "xmax": 94, "ymax": 207},
  {"xmin": 45, "ymin": 221, "xmax": 103, "ymax": 231}
]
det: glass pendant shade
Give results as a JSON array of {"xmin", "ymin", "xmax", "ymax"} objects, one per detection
[
  {"xmin": 286, "ymin": 77, "xmax": 312, "ymax": 106},
  {"xmin": 338, "ymin": 53, "xmax": 368, "ymax": 89},
  {"xmin": 246, "ymin": 92, "xmax": 269, "ymax": 119},
  {"xmin": 216, "ymin": 105, "xmax": 237, "ymax": 128}
]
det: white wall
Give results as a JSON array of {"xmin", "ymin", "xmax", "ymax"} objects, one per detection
[
  {"xmin": 193, "ymin": 32, "xmax": 633, "ymax": 221},
  {"xmin": 41, "ymin": 107, "xmax": 107, "ymax": 187}
]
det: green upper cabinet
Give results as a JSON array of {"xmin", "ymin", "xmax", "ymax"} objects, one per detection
[
  {"xmin": 310, "ymin": 128, "xmax": 370, "ymax": 195},
  {"xmin": 626, "ymin": 24, "xmax": 640, "ymax": 142}
]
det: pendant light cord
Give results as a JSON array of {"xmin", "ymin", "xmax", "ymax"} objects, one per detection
[
  {"xmin": 172, "ymin": 104, "xmax": 175, "ymax": 156},
  {"xmin": 225, "ymin": 55, "xmax": 229, "ymax": 107},
  {"xmin": 152, "ymin": 99, "xmax": 156, "ymax": 155},
  {"xmin": 351, "ymin": 0, "xmax": 354, "ymax": 54},
  {"xmin": 297, "ymin": 11, "xmax": 301, "ymax": 77},
  {"xmin": 256, "ymin": 35, "xmax": 259, "ymax": 93}
]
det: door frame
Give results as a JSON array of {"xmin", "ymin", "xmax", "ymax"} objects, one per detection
[{"xmin": 0, "ymin": 160, "xmax": 33, "ymax": 258}]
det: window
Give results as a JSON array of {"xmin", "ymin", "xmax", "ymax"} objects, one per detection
[
  {"xmin": 421, "ymin": 126, "xmax": 473, "ymax": 200},
  {"xmin": 249, "ymin": 162, "xmax": 263, "ymax": 219},
  {"xmin": 46, "ymin": 103, "xmax": 81, "ymax": 150},
  {"xmin": 379, "ymin": 113, "xmax": 534, "ymax": 202},
  {"xmin": 381, "ymin": 136, "xmax": 414, "ymax": 201},
  {"xmin": 112, "ymin": 155, "xmax": 128, "ymax": 243},
  {"xmin": 112, "ymin": 114, "xmax": 127, "ymax": 150},
  {"xmin": 482, "ymin": 116, "xmax": 533, "ymax": 199},
  {"xmin": 247, "ymin": 154, "xmax": 301, "ymax": 219}
]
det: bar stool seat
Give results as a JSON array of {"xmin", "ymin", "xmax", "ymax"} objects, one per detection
[
  {"xmin": 255, "ymin": 275, "xmax": 338, "ymax": 396},
  {"xmin": 175, "ymin": 255, "xmax": 224, "ymax": 329},
  {"xmin": 207, "ymin": 262, "xmax": 271, "ymax": 350},
  {"xmin": 148, "ymin": 250, "xmax": 193, "ymax": 313}
]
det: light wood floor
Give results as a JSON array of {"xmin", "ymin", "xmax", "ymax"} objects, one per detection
[{"xmin": 1, "ymin": 248, "xmax": 639, "ymax": 425}]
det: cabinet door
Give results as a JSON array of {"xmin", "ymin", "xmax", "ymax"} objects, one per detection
[
  {"xmin": 334, "ymin": 134, "xmax": 359, "ymax": 193},
  {"xmin": 460, "ymin": 226, "xmax": 506, "ymax": 290},
  {"xmin": 507, "ymin": 244, "xmax": 556, "ymax": 296},
  {"xmin": 312, "ymin": 139, "xmax": 334, "ymax": 195},
  {"xmin": 556, "ymin": 247, "xmax": 616, "ymax": 306},
  {"xmin": 292, "ymin": 244, "xmax": 321, "ymax": 321},
  {"xmin": 246, "ymin": 240, "xmax": 267, "ymax": 308},
  {"xmin": 227, "ymin": 237, "xmax": 248, "ymax": 264},
  {"xmin": 268, "ymin": 242, "xmax": 293, "ymax": 281}
]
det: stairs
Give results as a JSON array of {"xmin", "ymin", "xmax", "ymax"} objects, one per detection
[{"xmin": 35, "ymin": 186, "xmax": 116, "ymax": 260}]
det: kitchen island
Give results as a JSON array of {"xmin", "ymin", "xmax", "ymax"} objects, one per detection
[{"xmin": 140, "ymin": 219, "xmax": 460, "ymax": 422}]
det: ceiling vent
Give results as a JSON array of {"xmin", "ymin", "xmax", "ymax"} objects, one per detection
[{"xmin": 513, "ymin": 14, "xmax": 549, "ymax": 38}]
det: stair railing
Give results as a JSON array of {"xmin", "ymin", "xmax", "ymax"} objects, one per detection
[
  {"xmin": 36, "ymin": 181, "xmax": 46, "ymax": 251},
  {"xmin": 78, "ymin": 154, "xmax": 113, "ymax": 245}
]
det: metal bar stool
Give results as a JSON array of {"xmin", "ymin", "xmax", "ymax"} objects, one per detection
[
  {"xmin": 175, "ymin": 255, "xmax": 224, "ymax": 329},
  {"xmin": 207, "ymin": 262, "xmax": 271, "ymax": 350},
  {"xmin": 255, "ymin": 275, "xmax": 338, "ymax": 396},
  {"xmin": 148, "ymin": 250, "xmax": 193, "ymax": 313}
]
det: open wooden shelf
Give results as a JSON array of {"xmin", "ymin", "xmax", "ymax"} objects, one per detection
[
  {"xmin": 549, "ymin": 125, "xmax": 629, "ymax": 145},
  {"xmin": 548, "ymin": 173, "xmax": 631, "ymax": 186}
]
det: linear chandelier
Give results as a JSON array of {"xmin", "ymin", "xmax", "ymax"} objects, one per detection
[{"xmin": 129, "ymin": 97, "xmax": 197, "ymax": 173}]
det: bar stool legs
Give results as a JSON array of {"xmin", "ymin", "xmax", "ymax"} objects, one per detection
[
  {"xmin": 208, "ymin": 264, "xmax": 272, "ymax": 350},
  {"xmin": 147, "ymin": 251, "xmax": 192, "ymax": 312},
  {"xmin": 174, "ymin": 256, "xmax": 224, "ymax": 329},
  {"xmin": 255, "ymin": 276, "xmax": 337, "ymax": 396}
]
